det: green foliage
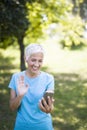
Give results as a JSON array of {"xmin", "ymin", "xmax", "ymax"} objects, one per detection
[
  {"xmin": 0, "ymin": 0, "xmax": 86, "ymax": 49},
  {"xmin": 60, "ymin": 15, "xmax": 86, "ymax": 49},
  {"xmin": 0, "ymin": 0, "xmax": 29, "ymax": 48},
  {"xmin": 0, "ymin": 37, "xmax": 14, "ymax": 49},
  {"xmin": 26, "ymin": 0, "xmax": 73, "ymax": 42}
]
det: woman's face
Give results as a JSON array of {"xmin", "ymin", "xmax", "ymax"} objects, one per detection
[{"xmin": 27, "ymin": 52, "xmax": 44, "ymax": 76}]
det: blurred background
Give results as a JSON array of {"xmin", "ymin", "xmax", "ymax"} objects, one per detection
[{"xmin": 0, "ymin": 0, "xmax": 87, "ymax": 130}]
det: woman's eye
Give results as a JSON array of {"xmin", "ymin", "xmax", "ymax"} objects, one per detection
[
  {"xmin": 31, "ymin": 59, "xmax": 43, "ymax": 63},
  {"xmin": 31, "ymin": 59, "xmax": 36, "ymax": 62},
  {"xmin": 32, "ymin": 60, "xmax": 35, "ymax": 62},
  {"xmin": 39, "ymin": 60, "xmax": 43, "ymax": 63}
]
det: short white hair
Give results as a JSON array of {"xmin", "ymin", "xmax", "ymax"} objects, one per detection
[{"xmin": 25, "ymin": 43, "xmax": 45, "ymax": 61}]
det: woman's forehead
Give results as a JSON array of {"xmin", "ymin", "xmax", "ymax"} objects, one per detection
[{"xmin": 30, "ymin": 52, "xmax": 44, "ymax": 58}]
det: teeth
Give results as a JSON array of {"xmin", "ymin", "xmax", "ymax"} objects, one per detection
[{"xmin": 32, "ymin": 66, "xmax": 38, "ymax": 70}]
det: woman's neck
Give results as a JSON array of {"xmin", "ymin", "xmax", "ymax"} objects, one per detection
[{"xmin": 25, "ymin": 69, "xmax": 41, "ymax": 78}]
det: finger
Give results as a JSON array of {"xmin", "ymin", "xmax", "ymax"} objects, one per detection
[
  {"xmin": 17, "ymin": 79, "xmax": 20, "ymax": 86},
  {"xmin": 47, "ymin": 97, "xmax": 54, "ymax": 111},
  {"xmin": 20, "ymin": 75, "xmax": 24, "ymax": 81},
  {"xmin": 48, "ymin": 97, "xmax": 55, "ymax": 105},
  {"xmin": 18, "ymin": 75, "xmax": 24, "ymax": 82},
  {"xmin": 47, "ymin": 96, "xmax": 51, "ymax": 105},
  {"xmin": 18, "ymin": 76, "xmax": 25, "ymax": 86},
  {"xmin": 42, "ymin": 98, "xmax": 48, "ymax": 107},
  {"xmin": 20, "ymin": 76, "xmax": 24, "ymax": 84},
  {"xmin": 39, "ymin": 100, "xmax": 47, "ymax": 112},
  {"xmin": 42, "ymin": 98, "xmax": 51, "ymax": 112}
]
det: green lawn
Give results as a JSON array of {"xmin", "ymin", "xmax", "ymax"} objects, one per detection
[{"xmin": 0, "ymin": 43, "xmax": 87, "ymax": 130}]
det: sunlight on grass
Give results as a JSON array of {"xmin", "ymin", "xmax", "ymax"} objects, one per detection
[
  {"xmin": 0, "ymin": 89, "xmax": 7, "ymax": 94},
  {"xmin": 69, "ymin": 116, "xmax": 80, "ymax": 127},
  {"xmin": 76, "ymin": 104, "xmax": 87, "ymax": 108},
  {"xmin": 53, "ymin": 117, "xmax": 65, "ymax": 123},
  {"xmin": 83, "ymin": 83, "xmax": 87, "ymax": 87},
  {"xmin": 42, "ymin": 40, "xmax": 87, "ymax": 76},
  {"xmin": 0, "ymin": 77, "xmax": 4, "ymax": 84}
]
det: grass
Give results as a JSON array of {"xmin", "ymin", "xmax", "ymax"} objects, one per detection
[
  {"xmin": 53, "ymin": 73, "xmax": 87, "ymax": 130},
  {"xmin": 0, "ymin": 42, "xmax": 87, "ymax": 130}
]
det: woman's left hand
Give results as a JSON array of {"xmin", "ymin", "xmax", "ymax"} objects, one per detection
[{"xmin": 39, "ymin": 97, "xmax": 54, "ymax": 113}]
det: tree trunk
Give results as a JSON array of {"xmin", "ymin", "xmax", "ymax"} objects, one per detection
[{"xmin": 18, "ymin": 36, "xmax": 26, "ymax": 71}]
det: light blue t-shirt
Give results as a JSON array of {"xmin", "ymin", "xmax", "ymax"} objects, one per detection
[{"xmin": 8, "ymin": 71, "xmax": 54, "ymax": 130}]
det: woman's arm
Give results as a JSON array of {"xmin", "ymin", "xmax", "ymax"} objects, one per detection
[
  {"xmin": 9, "ymin": 76, "xmax": 29, "ymax": 111},
  {"xmin": 9, "ymin": 89, "xmax": 23, "ymax": 111}
]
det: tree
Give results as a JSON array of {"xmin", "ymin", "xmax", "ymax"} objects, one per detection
[
  {"xmin": 72, "ymin": 0, "xmax": 87, "ymax": 20},
  {"xmin": 59, "ymin": 15, "xmax": 85, "ymax": 49},
  {"xmin": 0, "ymin": 0, "xmax": 29, "ymax": 70},
  {"xmin": 1, "ymin": 0, "xmax": 82, "ymax": 70},
  {"xmin": 27, "ymin": 0, "xmax": 86, "ymax": 49},
  {"xmin": 26, "ymin": 0, "xmax": 72, "ymax": 42}
]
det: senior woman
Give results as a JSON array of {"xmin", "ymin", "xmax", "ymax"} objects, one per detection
[{"xmin": 8, "ymin": 43, "xmax": 55, "ymax": 130}]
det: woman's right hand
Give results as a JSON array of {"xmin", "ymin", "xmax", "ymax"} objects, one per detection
[
  {"xmin": 17, "ymin": 75, "xmax": 29, "ymax": 97},
  {"xmin": 9, "ymin": 75, "xmax": 29, "ymax": 111}
]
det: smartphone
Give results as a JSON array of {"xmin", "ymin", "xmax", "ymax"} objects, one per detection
[{"xmin": 41, "ymin": 91, "xmax": 54, "ymax": 106}]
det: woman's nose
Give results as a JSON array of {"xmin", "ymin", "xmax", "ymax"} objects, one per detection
[{"xmin": 34, "ymin": 61, "xmax": 39, "ymax": 66}]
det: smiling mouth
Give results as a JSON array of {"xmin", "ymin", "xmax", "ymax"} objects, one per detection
[{"xmin": 32, "ymin": 66, "xmax": 39, "ymax": 71}]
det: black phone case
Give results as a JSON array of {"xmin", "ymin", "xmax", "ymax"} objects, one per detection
[{"xmin": 42, "ymin": 92, "xmax": 54, "ymax": 106}]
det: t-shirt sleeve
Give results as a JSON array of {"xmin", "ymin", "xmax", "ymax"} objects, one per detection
[
  {"xmin": 8, "ymin": 74, "xmax": 16, "ymax": 91},
  {"xmin": 46, "ymin": 75, "xmax": 54, "ymax": 91}
]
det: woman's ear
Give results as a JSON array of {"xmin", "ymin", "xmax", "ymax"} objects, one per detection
[{"xmin": 24, "ymin": 56, "xmax": 28, "ymax": 62}]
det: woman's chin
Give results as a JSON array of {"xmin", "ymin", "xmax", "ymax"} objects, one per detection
[{"xmin": 31, "ymin": 70, "xmax": 40, "ymax": 75}]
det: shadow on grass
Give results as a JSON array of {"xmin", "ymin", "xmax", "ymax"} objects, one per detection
[
  {"xmin": 0, "ymin": 54, "xmax": 87, "ymax": 130},
  {"xmin": 0, "ymin": 53, "xmax": 18, "ymax": 130},
  {"xmin": 53, "ymin": 73, "xmax": 87, "ymax": 130}
]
